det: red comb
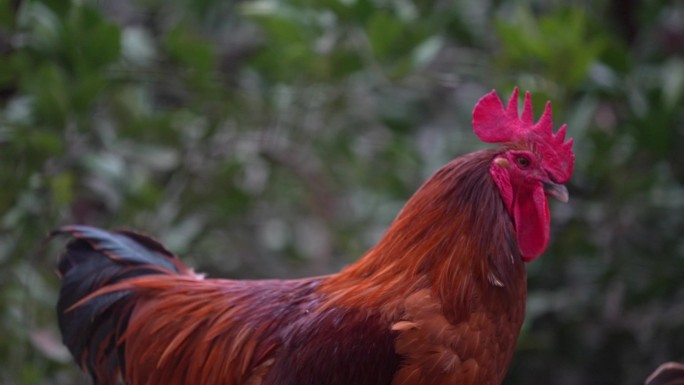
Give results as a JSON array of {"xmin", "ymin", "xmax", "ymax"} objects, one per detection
[{"xmin": 472, "ymin": 88, "xmax": 574, "ymax": 183}]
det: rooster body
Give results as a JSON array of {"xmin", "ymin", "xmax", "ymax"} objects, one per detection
[{"xmin": 54, "ymin": 89, "xmax": 574, "ymax": 385}]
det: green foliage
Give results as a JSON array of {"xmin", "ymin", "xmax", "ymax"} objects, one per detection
[
  {"xmin": 495, "ymin": 7, "xmax": 608, "ymax": 87},
  {"xmin": 1, "ymin": 0, "xmax": 683, "ymax": 384}
]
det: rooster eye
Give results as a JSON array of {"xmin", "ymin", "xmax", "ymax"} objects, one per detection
[{"xmin": 515, "ymin": 156, "xmax": 531, "ymax": 168}]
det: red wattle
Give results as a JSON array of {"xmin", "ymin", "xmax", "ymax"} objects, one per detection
[{"xmin": 513, "ymin": 185, "xmax": 550, "ymax": 261}]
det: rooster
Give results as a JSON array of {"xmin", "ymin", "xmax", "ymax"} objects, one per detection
[{"xmin": 53, "ymin": 88, "xmax": 574, "ymax": 385}]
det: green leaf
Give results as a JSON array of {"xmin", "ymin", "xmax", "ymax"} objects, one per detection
[
  {"xmin": 50, "ymin": 172, "xmax": 74, "ymax": 205},
  {"xmin": 366, "ymin": 11, "xmax": 404, "ymax": 60},
  {"xmin": 82, "ymin": 18, "xmax": 121, "ymax": 68},
  {"xmin": 29, "ymin": 64, "xmax": 69, "ymax": 125},
  {"xmin": 165, "ymin": 24, "xmax": 216, "ymax": 87},
  {"xmin": 246, "ymin": 8, "xmax": 316, "ymax": 81},
  {"xmin": 411, "ymin": 35, "xmax": 442, "ymax": 69}
]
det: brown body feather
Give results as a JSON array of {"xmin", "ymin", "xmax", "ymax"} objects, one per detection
[{"xmin": 55, "ymin": 148, "xmax": 527, "ymax": 385}]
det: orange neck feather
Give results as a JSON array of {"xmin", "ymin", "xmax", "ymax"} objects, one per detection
[{"xmin": 320, "ymin": 149, "xmax": 524, "ymax": 319}]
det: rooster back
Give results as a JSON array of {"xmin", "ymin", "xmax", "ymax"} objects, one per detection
[{"xmin": 53, "ymin": 225, "xmax": 399, "ymax": 385}]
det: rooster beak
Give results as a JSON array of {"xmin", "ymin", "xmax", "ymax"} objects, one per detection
[{"xmin": 543, "ymin": 181, "xmax": 569, "ymax": 202}]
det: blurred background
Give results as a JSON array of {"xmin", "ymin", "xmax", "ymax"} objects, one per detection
[{"xmin": 1, "ymin": 0, "xmax": 683, "ymax": 384}]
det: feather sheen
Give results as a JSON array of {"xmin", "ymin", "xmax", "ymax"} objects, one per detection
[{"xmin": 54, "ymin": 149, "xmax": 528, "ymax": 385}]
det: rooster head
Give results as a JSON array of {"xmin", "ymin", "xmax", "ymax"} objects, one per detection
[{"xmin": 472, "ymin": 88, "xmax": 575, "ymax": 262}]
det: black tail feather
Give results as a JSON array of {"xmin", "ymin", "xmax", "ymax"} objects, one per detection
[
  {"xmin": 53, "ymin": 225, "xmax": 183, "ymax": 275},
  {"xmin": 52, "ymin": 225, "xmax": 190, "ymax": 385}
]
